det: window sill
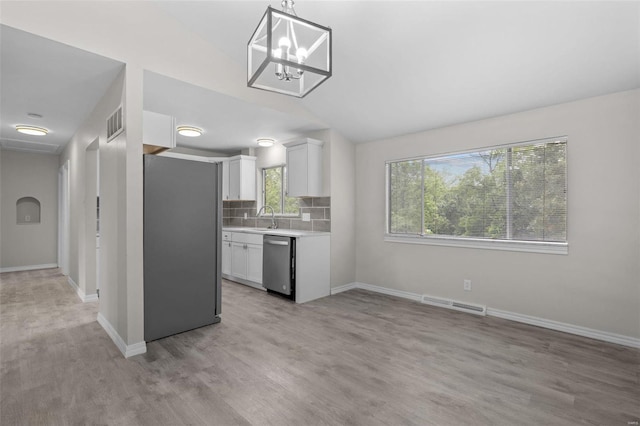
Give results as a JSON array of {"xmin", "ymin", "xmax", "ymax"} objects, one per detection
[{"xmin": 384, "ymin": 234, "xmax": 568, "ymax": 255}]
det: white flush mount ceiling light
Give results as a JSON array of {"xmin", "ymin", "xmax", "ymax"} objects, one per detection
[
  {"xmin": 16, "ymin": 125, "xmax": 48, "ymax": 136},
  {"xmin": 257, "ymin": 138, "xmax": 275, "ymax": 147},
  {"xmin": 248, "ymin": 0, "xmax": 332, "ymax": 98},
  {"xmin": 176, "ymin": 126, "xmax": 203, "ymax": 137}
]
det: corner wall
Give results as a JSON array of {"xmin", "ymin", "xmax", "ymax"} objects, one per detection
[
  {"xmin": 328, "ymin": 130, "xmax": 356, "ymax": 287},
  {"xmin": 355, "ymin": 89, "xmax": 640, "ymax": 340},
  {"xmin": 1, "ymin": 1, "xmax": 328, "ymax": 357},
  {"xmin": 252, "ymin": 129, "xmax": 356, "ymax": 287},
  {"xmin": 0, "ymin": 150, "xmax": 59, "ymax": 270}
]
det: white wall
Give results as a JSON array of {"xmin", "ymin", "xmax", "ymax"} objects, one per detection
[
  {"xmin": 57, "ymin": 69, "xmax": 131, "ymax": 342},
  {"xmin": 0, "ymin": 2, "xmax": 320, "ymax": 125},
  {"xmin": 83, "ymin": 141, "xmax": 98, "ymax": 297},
  {"xmin": 355, "ymin": 89, "xmax": 640, "ymax": 339},
  {"xmin": 0, "ymin": 1, "xmax": 329, "ymax": 356},
  {"xmin": 253, "ymin": 129, "xmax": 356, "ymax": 287},
  {"xmin": 0, "ymin": 150, "xmax": 59, "ymax": 270},
  {"xmin": 328, "ymin": 130, "xmax": 356, "ymax": 287}
]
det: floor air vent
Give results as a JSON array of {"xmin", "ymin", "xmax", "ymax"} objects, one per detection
[
  {"xmin": 107, "ymin": 105, "xmax": 124, "ymax": 142},
  {"xmin": 421, "ymin": 294, "xmax": 486, "ymax": 316}
]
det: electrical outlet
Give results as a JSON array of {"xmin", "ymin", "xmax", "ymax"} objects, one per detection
[
  {"xmin": 463, "ymin": 279, "xmax": 472, "ymax": 291},
  {"xmin": 302, "ymin": 213, "xmax": 311, "ymax": 222}
]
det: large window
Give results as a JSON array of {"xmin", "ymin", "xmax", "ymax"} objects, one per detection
[
  {"xmin": 387, "ymin": 137, "xmax": 567, "ymax": 249},
  {"xmin": 263, "ymin": 166, "xmax": 299, "ymax": 215}
]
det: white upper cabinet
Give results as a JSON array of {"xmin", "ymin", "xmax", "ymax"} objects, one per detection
[
  {"xmin": 284, "ymin": 138, "xmax": 324, "ymax": 197},
  {"xmin": 143, "ymin": 110, "xmax": 176, "ymax": 149},
  {"xmin": 156, "ymin": 152, "xmax": 231, "ymax": 201},
  {"xmin": 221, "ymin": 160, "xmax": 230, "ymax": 201},
  {"xmin": 227, "ymin": 155, "xmax": 256, "ymax": 200}
]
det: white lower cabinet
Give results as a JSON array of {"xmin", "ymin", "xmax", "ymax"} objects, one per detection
[
  {"xmin": 246, "ymin": 244, "xmax": 263, "ymax": 283},
  {"xmin": 222, "ymin": 228, "xmax": 331, "ymax": 303},
  {"xmin": 223, "ymin": 232, "xmax": 263, "ymax": 286},
  {"xmin": 222, "ymin": 240, "xmax": 232, "ymax": 276},
  {"xmin": 230, "ymin": 242, "xmax": 248, "ymax": 280}
]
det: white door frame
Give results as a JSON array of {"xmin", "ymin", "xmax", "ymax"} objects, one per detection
[
  {"xmin": 96, "ymin": 148, "xmax": 100, "ymax": 292},
  {"xmin": 58, "ymin": 160, "xmax": 70, "ymax": 275}
]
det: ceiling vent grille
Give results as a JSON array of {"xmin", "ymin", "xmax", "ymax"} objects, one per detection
[
  {"xmin": 421, "ymin": 294, "xmax": 486, "ymax": 316},
  {"xmin": 107, "ymin": 105, "xmax": 124, "ymax": 142}
]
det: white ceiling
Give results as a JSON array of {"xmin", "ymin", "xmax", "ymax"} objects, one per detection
[
  {"xmin": 157, "ymin": 1, "xmax": 640, "ymax": 143},
  {"xmin": 0, "ymin": 25, "xmax": 124, "ymax": 154},
  {"xmin": 1, "ymin": 1, "xmax": 638, "ymax": 155},
  {"xmin": 143, "ymin": 71, "xmax": 326, "ymax": 153}
]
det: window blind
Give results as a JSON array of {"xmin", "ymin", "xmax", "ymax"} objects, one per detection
[{"xmin": 387, "ymin": 137, "xmax": 567, "ymax": 243}]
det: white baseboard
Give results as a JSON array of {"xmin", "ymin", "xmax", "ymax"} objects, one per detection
[
  {"xmin": 66, "ymin": 276, "xmax": 98, "ymax": 303},
  {"xmin": 486, "ymin": 308, "xmax": 640, "ymax": 349},
  {"xmin": 332, "ymin": 282, "xmax": 423, "ymax": 302},
  {"xmin": 84, "ymin": 293, "xmax": 99, "ymax": 302},
  {"xmin": 0, "ymin": 263, "xmax": 58, "ymax": 273},
  {"xmin": 66, "ymin": 276, "xmax": 81, "ymax": 298},
  {"xmin": 97, "ymin": 313, "xmax": 147, "ymax": 358},
  {"xmin": 330, "ymin": 282, "xmax": 358, "ymax": 294},
  {"xmin": 356, "ymin": 282, "xmax": 423, "ymax": 302},
  {"xmin": 335, "ymin": 282, "xmax": 640, "ymax": 349}
]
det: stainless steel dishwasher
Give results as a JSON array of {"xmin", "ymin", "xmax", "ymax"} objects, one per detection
[{"xmin": 262, "ymin": 235, "xmax": 295, "ymax": 300}]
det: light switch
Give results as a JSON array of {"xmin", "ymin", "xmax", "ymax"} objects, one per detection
[{"xmin": 302, "ymin": 213, "xmax": 311, "ymax": 222}]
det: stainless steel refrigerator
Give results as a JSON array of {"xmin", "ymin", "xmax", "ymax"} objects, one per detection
[{"xmin": 143, "ymin": 154, "xmax": 221, "ymax": 342}]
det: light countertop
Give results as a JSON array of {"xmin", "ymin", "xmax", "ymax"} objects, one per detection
[{"xmin": 223, "ymin": 227, "xmax": 330, "ymax": 238}]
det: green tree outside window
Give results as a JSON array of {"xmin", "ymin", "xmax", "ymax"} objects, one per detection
[
  {"xmin": 263, "ymin": 166, "xmax": 299, "ymax": 215},
  {"xmin": 387, "ymin": 138, "xmax": 567, "ymax": 243}
]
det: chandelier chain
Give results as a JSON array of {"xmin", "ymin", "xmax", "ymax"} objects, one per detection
[{"xmin": 281, "ymin": 0, "xmax": 298, "ymax": 16}]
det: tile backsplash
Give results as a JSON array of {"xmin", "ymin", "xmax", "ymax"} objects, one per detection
[{"xmin": 223, "ymin": 197, "xmax": 331, "ymax": 232}]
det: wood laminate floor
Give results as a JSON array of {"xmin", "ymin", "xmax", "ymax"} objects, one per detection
[{"xmin": 1, "ymin": 269, "xmax": 638, "ymax": 425}]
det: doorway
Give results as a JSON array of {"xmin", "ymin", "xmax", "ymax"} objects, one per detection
[
  {"xmin": 58, "ymin": 160, "xmax": 70, "ymax": 275},
  {"xmin": 85, "ymin": 139, "xmax": 100, "ymax": 297}
]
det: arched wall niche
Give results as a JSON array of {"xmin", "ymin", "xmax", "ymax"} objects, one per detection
[{"xmin": 17, "ymin": 197, "xmax": 41, "ymax": 224}]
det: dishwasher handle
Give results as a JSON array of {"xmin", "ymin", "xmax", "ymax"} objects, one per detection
[{"xmin": 265, "ymin": 240, "xmax": 289, "ymax": 246}]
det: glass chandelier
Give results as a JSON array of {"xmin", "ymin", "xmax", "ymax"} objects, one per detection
[{"xmin": 248, "ymin": 0, "xmax": 332, "ymax": 98}]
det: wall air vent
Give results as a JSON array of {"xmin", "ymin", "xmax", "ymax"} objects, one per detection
[
  {"xmin": 421, "ymin": 294, "xmax": 486, "ymax": 316},
  {"xmin": 107, "ymin": 105, "xmax": 124, "ymax": 142},
  {"xmin": 421, "ymin": 295, "xmax": 452, "ymax": 307},
  {"xmin": 451, "ymin": 301, "xmax": 486, "ymax": 314}
]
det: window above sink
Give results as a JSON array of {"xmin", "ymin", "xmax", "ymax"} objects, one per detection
[{"xmin": 263, "ymin": 165, "xmax": 300, "ymax": 217}]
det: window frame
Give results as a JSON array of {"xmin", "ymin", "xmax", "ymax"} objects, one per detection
[
  {"xmin": 262, "ymin": 165, "xmax": 300, "ymax": 217},
  {"xmin": 384, "ymin": 136, "xmax": 568, "ymax": 255}
]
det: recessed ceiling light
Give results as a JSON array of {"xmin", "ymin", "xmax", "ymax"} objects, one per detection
[
  {"xmin": 16, "ymin": 125, "xmax": 48, "ymax": 136},
  {"xmin": 257, "ymin": 138, "xmax": 275, "ymax": 147},
  {"xmin": 176, "ymin": 126, "xmax": 203, "ymax": 137}
]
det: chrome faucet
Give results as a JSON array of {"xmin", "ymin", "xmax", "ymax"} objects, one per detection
[{"xmin": 257, "ymin": 205, "xmax": 277, "ymax": 229}]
